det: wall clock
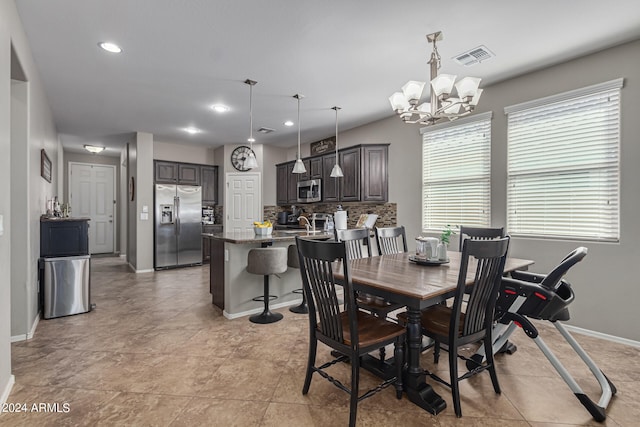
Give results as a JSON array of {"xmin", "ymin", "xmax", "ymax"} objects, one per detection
[{"xmin": 230, "ymin": 145, "xmax": 255, "ymax": 171}]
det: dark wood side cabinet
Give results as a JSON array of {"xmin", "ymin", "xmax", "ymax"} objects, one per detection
[
  {"xmin": 40, "ymin": 218, "xmax": 90, "ymax": 257},
  {"xmin": 201, "ymin": 166, "xmax": 218, "ymax": 205},
  {"xmin": 287, "ymin": 162, "xmax": 298, "ymax": 203},
  {"xmin": 209, "ymin": 238, "xmax": 225, "ymax": 309}
]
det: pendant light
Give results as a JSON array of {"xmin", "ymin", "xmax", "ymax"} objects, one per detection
[
  {"xmin": 292, "ymin": 94, "xmax": 306, "ymax": 174},
  {"xmin": 244, "ymin": 79, "xmax": 259, "ymax": 169},
  {"xmin": 330, "ymin": 106, "xmax": 343, "ymax": 177}
]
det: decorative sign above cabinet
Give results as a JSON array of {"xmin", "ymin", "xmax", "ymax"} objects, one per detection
[{"xmin": 310, "ymin": 137, "xmax": 336, "ymax": 156}]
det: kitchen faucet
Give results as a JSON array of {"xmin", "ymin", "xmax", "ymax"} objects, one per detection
[{"xmin": 298, "ymin": 216, "xmax": 314, "ymax": 232}]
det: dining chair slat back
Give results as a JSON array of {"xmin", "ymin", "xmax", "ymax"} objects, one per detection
[
  {"xmin": 421, "ymin": 236, "xmax": 510, "ymax": 418},
  {"xmin": 458, "ymin": 226, "xmax": 505, "ymax": 252},
  {"xmin": 334, "ymin": 228, "xmax": 372, "ymax": 260},
  {"xmin": 375, "ymin": 226, "xmax": 408, "ymax": 255},
  {"xmin": 295, "ymin": 236, "xmax": 406, "ymax": 427}
]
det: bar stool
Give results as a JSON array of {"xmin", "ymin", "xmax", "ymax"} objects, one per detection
[
  {"xmin": 247, "ymin": 247, "xmax": 288, "ymax": 324},
  {"xmin": 287, "ymin": 244, "xmax": 308, "ymax": 314}
]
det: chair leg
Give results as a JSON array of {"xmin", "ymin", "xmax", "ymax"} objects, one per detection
[
  {"xmin": 302, "ymin": 337, "xmax": 317, "ymax": 395},
  {"xmin": 450, "ymin": 345, "xmax": 462, "ymax": 418},
  {"xmin": 394, "ymin": 336, "xmax": 404, "ymax": 399},
  {"xmin": 434, "ymin": 341, "xmax": 441, "ymax": 364},
  {"xmin": 485, "ymin": 335, "xmax": 501, "ymax": 394},
  {"xmin": 250, "ymin": 275, "xmax": 284, "ymax": 324},
  {"xmin": 349, "ymin": 352, "xmax": 360, "ymax": 427}
]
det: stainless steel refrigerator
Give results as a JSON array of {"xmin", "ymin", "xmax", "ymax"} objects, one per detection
[{"xmin": 154, "ymin": 184, "xmax": 203, "ymax": 269}]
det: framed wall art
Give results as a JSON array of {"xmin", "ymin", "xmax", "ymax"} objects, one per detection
[{"xmin": 41, "ymin": 149, "xmax": 52, "ymax": 183}]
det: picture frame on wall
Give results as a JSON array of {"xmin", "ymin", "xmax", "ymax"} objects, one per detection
[
  {"xmin": 310, "ymin": 137, "xmax": 336, "ymax": 156},
  {"xmin": 41, "ymin": 149, "xmax": 52, "ymax": 183}
]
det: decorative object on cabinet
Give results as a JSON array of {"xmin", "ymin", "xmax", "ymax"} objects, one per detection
[
  {"xmin": 230, "ymin": 145, "xmax": 256, "ymax": 172},
  {"xmin": 292, "ymin": 94, "xmax": 306, "ymax": 174},
  {"xmin": 244, "ymin": 79, "xmax": 259, "ymax": 169},
  {"xmin": 330, "ymin": 106, "xmax": 344, "ymax": 178},
  {"xmin": 310, "ymin": 137, "xmax": 336, "ymax": 156},
  {"xmin": 41, "ymin": 149, "xmax": 52, "ymax": 183},
  {"xmin": 389, "ymin": 31, "xmax": 483, "ymax": 126}
]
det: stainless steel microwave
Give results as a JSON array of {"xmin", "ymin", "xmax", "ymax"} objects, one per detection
[{"xmin": 297, "ymin": 179, "xmax": 321, "ymax": 203}]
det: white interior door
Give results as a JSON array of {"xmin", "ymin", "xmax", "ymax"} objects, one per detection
[
  {"xmin": 225, "ymin": 172, "xmax": 261, "ymax": 233},
  {"xmin": 70, "ymin": 163, "xmax": 115, "ymax": 254}
]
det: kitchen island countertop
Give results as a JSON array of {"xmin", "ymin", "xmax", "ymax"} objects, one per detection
[{"xmin": 202, "ymin": 229, "xmax": 331, "ymax": 244}]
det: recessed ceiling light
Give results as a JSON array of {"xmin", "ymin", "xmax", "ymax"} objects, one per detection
[
  {"xmin": 98, "ymin": 42, "xmax": 122, "ymax": 53},
  {"xmin": 211, "ymin": 104, "xmax": 230, "ymax": 113},
  {"xmin": 183, "ymin": 127, "xmax": 201, "ymax": 134},
  {"xmin": 283, "ymin": 120, "xmax": 294, "ymax": 127}
]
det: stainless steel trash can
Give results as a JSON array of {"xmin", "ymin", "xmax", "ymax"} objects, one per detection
[{"xmin": 41, "ymin": 255, "xmax": 91, "ymax": 319}]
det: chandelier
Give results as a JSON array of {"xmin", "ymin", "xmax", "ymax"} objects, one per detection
[{"xmin": 389, "ymin": 31, "xmax": 483, "ymax": 126}]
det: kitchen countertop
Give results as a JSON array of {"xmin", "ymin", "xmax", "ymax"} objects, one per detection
[
  {"xmin": 202, "ymin": 229, "xmax": 331, "ymax": 244},
  {"xmin": 40, "ymin": 216, "xmax": 91, "ymax": 222}
]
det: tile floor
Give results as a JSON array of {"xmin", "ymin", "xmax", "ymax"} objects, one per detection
[{"xmin": 1, "ymin": 256, "xmax": 639, "ymax": 426}]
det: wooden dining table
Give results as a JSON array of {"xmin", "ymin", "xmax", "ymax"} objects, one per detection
[{"xmin": 334, "ymin": 251, "xmax": 534, "ymax": 415}]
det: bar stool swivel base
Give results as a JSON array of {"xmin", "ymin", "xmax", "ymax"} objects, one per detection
[
  {"xmin": 250, "ymin": 279, "xmax": 283, "ymax": 324},
  {"xmin": 289, "ymin": 289, "xmax": 308, "ymax": 314}
]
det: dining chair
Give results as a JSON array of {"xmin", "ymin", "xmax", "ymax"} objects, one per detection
[
  {"xmin": 295, "ymin": 236, "xmax": 406, "ymax": 427},
  {"xmin": 374, "ymin": 226, "xmax": 408, "ymax": 255},
  {"xmin": 334, "ymin": 228, "xmax": 372, "ymax": 259},
  {"xmin": 420, "ymin": 236, "xmax": 510, "ymax": 417},
  {"xmin": 458, "ymin": 226, "xmax": 505, "ymax": 252}
]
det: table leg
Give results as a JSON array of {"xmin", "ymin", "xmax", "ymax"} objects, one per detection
[{"xmin": 403, "ymin": 308, "xmax": 447, "ymax": 415}]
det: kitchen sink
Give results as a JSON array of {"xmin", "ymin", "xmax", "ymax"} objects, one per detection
[{"xmin": 278, "ymin": 229, "xmax": 324, "ymax": 234}]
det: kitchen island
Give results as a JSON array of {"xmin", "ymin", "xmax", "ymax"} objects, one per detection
[{"xmin": 203, "ymin": 229, "xmax": 331, "ymax": 319}]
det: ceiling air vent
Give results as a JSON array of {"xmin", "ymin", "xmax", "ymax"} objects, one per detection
[
  {"xmin": 453, "ymin": 45, "xmax": 494, "ymax": 67},
  {"xmin": 258, "ymin": 127, "xmax": 275, "ymax": 134}
]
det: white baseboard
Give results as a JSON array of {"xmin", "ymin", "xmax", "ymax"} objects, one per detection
[
  {"xmin": 223, "ymin": 298, "xmax": 303, "ymax": 320},
  {"xmin": 119, "ymin": 253, "xmax": 127, "ymax": 259},
  {"xmin": 135, "ymin": 268, "xmax": 154, "ymax": 274},
  {"xmin": 10, "ymin": 313, "xmax": 40, "ymax": 342},
  {"xmin": 0, "ymin": 375, "xmax": 15, "ymax": 406},
  {"xmin": 564, "ymin": 324, "xmax": 640, "ymax": 348}
]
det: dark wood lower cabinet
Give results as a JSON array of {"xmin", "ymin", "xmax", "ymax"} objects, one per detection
[{"xmin": 209, "ymin": 239, "xmax": 225, "ymax": 309}]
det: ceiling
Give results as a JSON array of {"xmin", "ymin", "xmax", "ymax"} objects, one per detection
[{"xmin": 15, "ymin": 1, "xmax": 640, "ymax": 156}]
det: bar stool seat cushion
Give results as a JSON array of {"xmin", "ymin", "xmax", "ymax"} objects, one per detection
[
  {"xmin": 287, "ymin": 244, "xmax": 300, "ymax": 269},
  {"xmin": 247, "ymin": 248, "xmax": 287, "ymax": 275}
]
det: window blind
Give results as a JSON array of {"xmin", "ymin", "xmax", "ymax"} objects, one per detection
[
  {"xmin": 506, "ymin": 79, "xmax": 622, "ymax": 241},
  {"xmin": 421, "ymin": 113, "xmax": 491, "ymax": 231}
]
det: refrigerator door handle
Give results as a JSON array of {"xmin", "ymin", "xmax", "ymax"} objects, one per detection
[{"xmin": 175, "ymin": 196, "xmax": 180, "ymax": 235}]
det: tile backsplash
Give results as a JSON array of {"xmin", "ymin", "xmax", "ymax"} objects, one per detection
[{"xmin": 266, "ymin": 202, "xmax": 397, "ymax": 228}]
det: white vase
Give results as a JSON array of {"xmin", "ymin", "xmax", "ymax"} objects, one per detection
[{"xmin": 437, "ymin": 242, "xmax": 448, "ymax": 261}]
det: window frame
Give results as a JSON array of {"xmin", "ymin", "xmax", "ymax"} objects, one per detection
[
  {"xmin": 505, "ymin": 78, "xmax": 623, "ymax": 242},
  {"xmin": 420, "ymin": 111, "xmax": 493, "ymax": 233}
]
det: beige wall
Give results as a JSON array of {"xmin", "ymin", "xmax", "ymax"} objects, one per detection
[
  {"xmin": 312, "ymin": 40, "xmax": 640, "ymax": 341},
  {"xmin": 1, "ymin": 0, "xmax": 60, "ymax": 401},
  {"xmin": 154, "ymin": 139, "xmax": 215, "ymax": 165}
]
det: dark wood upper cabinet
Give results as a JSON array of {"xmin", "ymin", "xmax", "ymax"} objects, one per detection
[
  {"xmin": 287, "ymin": 162, "xmax": 298, "ymax": 203},
  {"xmin": 361, "ymin": 145, "xmax": 388, "ymax": 202},
  {"xmin": 276, "ymin": 164, "xmax": 289, "ymax": 205},
  {"xmin": 322, "ymin": 153, "xmax": 339, "ymax": 202},
  {"xmin": 310, "ymin": 157, "xmax": 323, "ymax": 179},
  {"xmin": 201, "ymin": 166, "xmax": 218, "ymax": 204},
  {"xmin": 155, "ymin": 161, "xmax": 178, "ymax": 183},
  {"xmin": 178, "ymin": 163, "xmax": 200, "ymax": 185},
  {"xmin": 275, "ymin": 144, "xmax": 388, "ymax": 205},
  {"xmin": 339, "ymin": 147, "xmax": 361, "ymax": 202}
]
